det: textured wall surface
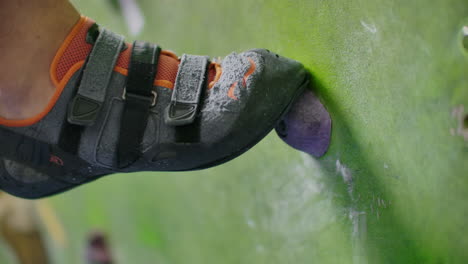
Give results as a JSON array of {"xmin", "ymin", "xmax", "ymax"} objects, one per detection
[{"xmin": 46, "ymin": 0, "xmax": 468, "ymax": 263}]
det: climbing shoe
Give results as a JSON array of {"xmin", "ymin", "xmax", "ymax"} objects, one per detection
[{"xmin": 0, "ymin": 17, "xmax": 309, "ymax": 198}]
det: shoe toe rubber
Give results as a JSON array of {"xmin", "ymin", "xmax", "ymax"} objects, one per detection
[{"xmin": 192, "ymin": 49, "xmax": 309, "ymax": 169}]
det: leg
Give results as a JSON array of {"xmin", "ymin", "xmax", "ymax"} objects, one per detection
[{"xmin": 0, "ymin": 0, "xmax": 80, "ymax": 119}]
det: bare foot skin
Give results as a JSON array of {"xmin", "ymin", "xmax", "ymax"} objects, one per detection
[{"xmin": 0, "ymin": 0, "xmax": 80, "ymax": 120}]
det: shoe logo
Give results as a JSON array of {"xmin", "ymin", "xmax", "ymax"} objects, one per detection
[
  {"xmin": 228, "ymin": 57, "xmax": 256, "ymax": 100},
  {"xmin": 50, "ymin": 155, "xmax": 64, "ymax": 166}
]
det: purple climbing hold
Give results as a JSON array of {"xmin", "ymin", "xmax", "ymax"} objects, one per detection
[{"xmin": 276, "ymin": 89, "xmax": 332, "ymax": 157}]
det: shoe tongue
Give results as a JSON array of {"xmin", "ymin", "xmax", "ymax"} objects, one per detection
[{"xmin": 54, "ymin": 17, "xmax": 216, "ymax": 89}]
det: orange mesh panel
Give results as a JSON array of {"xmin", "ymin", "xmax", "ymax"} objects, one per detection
[
  {"xmin": 207, "ymin": 64, "xmax": 216, "ymax": 85},
  {"xmin": 115, "ymin": 43, "xmax": 132, "ymax": 68},
  {"xmin": 55, "ymin": 19, "xmax": 94, "ymax": 82},
  {"xmin": 115, "ymin": 45, "xmax": 179, "ymax": 85},
  {"xmin": 54, "ymin": 17, "xmax": 208, "ymax": 88},
  {"xmin": 156, "ymin": 55, "xmax": 178, "ymax": 84}
]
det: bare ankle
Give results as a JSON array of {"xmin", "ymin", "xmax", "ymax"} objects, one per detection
[{"xmin": 0, "ymin": 0, "xmax": 80, "ymax": 120}]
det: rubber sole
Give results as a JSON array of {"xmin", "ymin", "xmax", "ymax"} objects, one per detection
[{"xmin": 2, "ymin": 73, "xmax": 310, "ymax": 198}]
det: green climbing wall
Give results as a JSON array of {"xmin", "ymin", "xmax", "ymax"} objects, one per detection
[{"xmin": 48, "ymin": 0, "xmax": 468, "ymax": 263}]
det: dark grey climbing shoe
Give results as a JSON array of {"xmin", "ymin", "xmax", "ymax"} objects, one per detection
[{"xmin": 0, "ymin": 25, "xmax": 309, "ymax": 198}]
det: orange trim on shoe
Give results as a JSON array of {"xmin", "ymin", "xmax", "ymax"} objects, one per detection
[
  {"xmin": 113, "ymin": 67, "xmax": 175, "ymax": 89},
  {"xmin": 161, "ymin": 50, "xmax": 179, "ymax": 60},
  {"xmin": 0, "ymin": 16, "xmax": 85, "ymax": 128},
  {"xmin": 227, "ymin": 57, "xmax": 256, "ymax": 100},
  {"xmin": 0, "ymin": 62, "xmax": 86, "ymax": 128},
  {"xmin": 243, "ymin": 58, "xmax": 256, "ymax": 86},
  {"xmin": 208, "ymin": 62, "xmax": 222, "ymax": 90},
  {"xmin": 50, "ymin": 16, "xmax": 88, "ymax": 87},
  {"xmin": 1, "ymin": 17, "xmax": 187, "ymax": 127},
  {"xmin": 227, "ymin": 81, "xmax": 239, "ymax": 100},
  {"xmin": 51, "ymin": 17, "xmax": 177, "ymax": 90}
]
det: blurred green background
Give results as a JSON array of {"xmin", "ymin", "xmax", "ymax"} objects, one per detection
[{"xmin": 4, "ymin": 0, "xmax": 468, "ymax": 263}]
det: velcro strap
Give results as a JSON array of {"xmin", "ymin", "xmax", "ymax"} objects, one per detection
[
  {"xmin": 0, "ymin": 127, "xmax": 51, "ymax": 168},
  {"xmin": 165, "ymin": 54, "xmax": 209, "ymax": 126},
  {"xmin": 68, "ymin": 28, "xmax": 125, "ymax": 126},
  {"xmin": 117, "ymin": 41, "xmax": 160, "ymax": 168},
  {"xmin": 0, "ymin": 127, "xmax": 90, "ymax": 184}
]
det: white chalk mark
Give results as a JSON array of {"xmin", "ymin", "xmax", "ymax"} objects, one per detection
[
  {"xmin": 336, "ymin": 159, "xmax": 368, "ymax": 263},
  {"xmin": 350, "ymin": 210, "xmax": 368, "ymax": 264},
  {"xmin": 350, "ymin": 210, "xmax": 367, "ymax": 237},
  {"xmin": 336, "ymin": 159, "xmax": 354, "ymax": 199},
  {"xmin": 360, "ymin": 20, "xmax": 378, "ymax": 34},
  {"xmin": 336, "ymin": 160, "xmax": 353, "ymax": 185}
]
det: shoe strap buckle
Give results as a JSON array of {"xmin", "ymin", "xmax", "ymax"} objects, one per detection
[{"xmin": 122, "ymin": 88, "xmax": 157, "ymax": 107}]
